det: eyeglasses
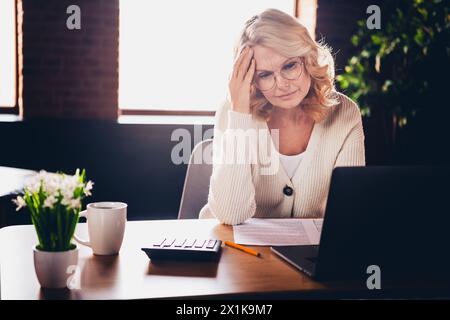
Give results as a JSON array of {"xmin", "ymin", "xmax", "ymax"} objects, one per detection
[{"xmin": 253, "ymin": 57, "xmax": 304, "ymax": 91}]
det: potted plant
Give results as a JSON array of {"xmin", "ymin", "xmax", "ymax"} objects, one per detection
[
  {"xmin": 13, "ymin": 169, "xmax": 94, "ymax": 289},
  {"xmin": 336, "ymin": 0, "xmax": 449, "ymax": 162}
]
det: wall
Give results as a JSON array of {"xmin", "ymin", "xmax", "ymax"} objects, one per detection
[
  {"xmin": 0, "ymin": 120, "xmax": 212, "ymax": 225},
  {"xmin": 315, "ymin": 0, "xmax": 376, "ymax": 73},
  {"xmin": 20, "ymin": 0, "xmax": 118, "ymax": 120}
]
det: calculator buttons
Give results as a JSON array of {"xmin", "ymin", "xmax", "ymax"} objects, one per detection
[
  {"xmin": 142, "ymin": 239, "xmax": 222, "ymax": 261},
  {"xmin": 184, "ymin": 239, "xmax": 196, "ymax": 248},
  {"xmin": 153, "ymin": 238, "xmax": 166, "ymax": 247},
  {"xmin": 163, "ymin": 238, "xmax": 176, "ymax": 247},
  {"xmin": 206, "ymin": 240, "xmax": 217, "ymax": 249},
  {"xmin": 194, "ymin": 240, "xmax": 206, "ymax": 248},
  {"xmin": 173, "ymin": 238, "xmax": 187, "ymax": 248}
]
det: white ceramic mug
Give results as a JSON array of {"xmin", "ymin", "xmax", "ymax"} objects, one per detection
[{"xmin": 74, "ymin": 202, "xmax": 127, "ymax": 255}]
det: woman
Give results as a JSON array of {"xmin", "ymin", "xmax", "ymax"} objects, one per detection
[{"xmin": 199, "ymin": 9, "xmax": 365, "ymax": 225}]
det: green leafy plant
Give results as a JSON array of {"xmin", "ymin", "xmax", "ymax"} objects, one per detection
[
  {"xmin": 13, "ymin": 169, "xmax": 94, "ymax": 252},
  {"xmin": 336, "ymin": 0, "xmax": 449, "ymax": 128}
]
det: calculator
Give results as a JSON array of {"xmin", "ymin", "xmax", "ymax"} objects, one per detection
[{"xmin": 141, "ymin": 238, "xmax": 222, "ymax": 261}]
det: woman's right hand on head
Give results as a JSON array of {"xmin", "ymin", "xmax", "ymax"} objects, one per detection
[{"xmin": 228, "ymin": 46, "xmax": 256, "ymax": 114}]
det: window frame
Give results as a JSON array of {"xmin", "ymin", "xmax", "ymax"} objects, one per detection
[
  {"xmin": 119, "ymin": 109, "xmax": 216, "ymax": 116},
  {"xmin": 118, "ymin": 1, "xmax": 301, "ymax": 117},
  {"xmin": 0, "ymin": 0, "xmax": 19, "ymax": 115}
]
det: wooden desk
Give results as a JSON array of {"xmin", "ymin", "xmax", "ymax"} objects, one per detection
[
  {"xmin": 1, "ymin": 219, "xmax": 448, "ymax": 300},
  {"xmin": 1, "ymin": 219, "xmax": 331, "ymax": 300}
]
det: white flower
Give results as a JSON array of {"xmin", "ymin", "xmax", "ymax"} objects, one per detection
[
  {"xmin": 84, "ymin": 180, "xmax": 94, "ymax": 196},
  {"xmin": 61, "ymin": 180, "xmax": 76, "ymax": 198},
  {"xmin": 12, "ymin": 196, "xmax": 26, "ymax": 211},
  {"xmin": 24, "ymin": 170, "xmax": 48, "ymax": 194},
  {"xmin": 42, "ymin": 174, "xmax": 62, "ymax": 198},
  {"xmin": 61, "ymin": 190, "xmax": 73, "ymax": 207},
  {"xmin": 26, "ymin": 180, "xmax": 42, "ymax": 194},
  {"xmin": 68, "ymin": 198, "xmax": 81, "ymax": 210},
  {"xmin": 43, "ymin": 195, "xmax": 57, "ymax": 209},
  {"xmin": 19, "ymin": 169, "xmax": 93, "ymax": 212}
]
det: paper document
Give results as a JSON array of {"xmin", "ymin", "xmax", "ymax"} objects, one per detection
[
  {"xmin": 313, "ymin": 219, "xmax": 323, "ymax": 233},
  {"xmin": 233, "ymin": 218, "xmax": 323, "ymax": 246}
]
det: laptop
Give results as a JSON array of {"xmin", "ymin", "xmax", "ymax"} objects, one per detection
[{"xmin": 271, "ymin": 166, "xmax": 450, "ymax": 282}]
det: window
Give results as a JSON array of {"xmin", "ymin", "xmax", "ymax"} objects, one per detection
[
  {"xmin": 0, "ymin": 0, "xmax": 17, "ymax": 111},
  {"xmin": 119, "ymin": 0, "xmax": 297, "ymax": 114},
  {"xmin": 297, "ymin": 0, "xmax": 317, "ymax": 40}
]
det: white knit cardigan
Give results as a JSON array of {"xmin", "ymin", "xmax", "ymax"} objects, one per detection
[{"xmin": 199, "ymin": 91, "xmax": 365, "ymax": 225}]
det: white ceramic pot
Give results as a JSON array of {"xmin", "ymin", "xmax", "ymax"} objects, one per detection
[{"xmin": 33, "ymin": 246, "xmax": 79, "ymax": 289}]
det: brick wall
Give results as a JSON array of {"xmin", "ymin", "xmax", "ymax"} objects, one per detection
[{"xmin": 19, "ymin": 0, "xmax": 119, "ymax": 120}]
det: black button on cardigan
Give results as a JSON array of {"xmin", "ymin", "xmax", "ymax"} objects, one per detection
[{"xmin": 283, "ymin": 186, "xmax": 293, "ymax": 196}]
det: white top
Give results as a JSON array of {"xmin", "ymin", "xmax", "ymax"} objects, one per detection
[
  {"xmin": 199, "ymin": 91, "xmax": 366, "ymax": 225},
  {"xmin": 276, "ymin": 150, "xmax": 305, "ymax": 179}
]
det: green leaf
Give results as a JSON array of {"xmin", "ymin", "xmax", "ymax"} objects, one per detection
[
  {"xmin": 414, "ymin": 28, "xmax": 425, "ymax": 46},
  {"xmin": 338, "ymin": 78, "xmax": 349, "ymax": 89},
  {"xmin": 417, "ymin": 7, "xmax": 428, "ymax": 19},
  {"xmin": 361, "ymin": 50, "xmax": 370, "ymax": 58},
  {"xmin": 371, "ymin": 34, "xmax": 382, "ymax": 45},
  {"xmin": 357, "ymin": 20, "xmax": 365, "ymax": 28},
  {"xmin": 351, "ymin": 35, "xmax": 359, "ymax": 46}
]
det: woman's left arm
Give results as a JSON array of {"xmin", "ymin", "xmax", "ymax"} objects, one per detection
[{"xmin": 334, "ymin": 119, "xmax": 366, "ymax": 167}]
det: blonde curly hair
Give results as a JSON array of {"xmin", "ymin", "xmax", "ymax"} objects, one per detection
[{"xmin": 234, "ymin": 8, "xmax": 339, "ymax": 122}]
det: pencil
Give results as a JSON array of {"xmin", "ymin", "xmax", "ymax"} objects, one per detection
[{"xmin": 224, "ymin": 241, "xmax": 261, "ymax": 257}]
